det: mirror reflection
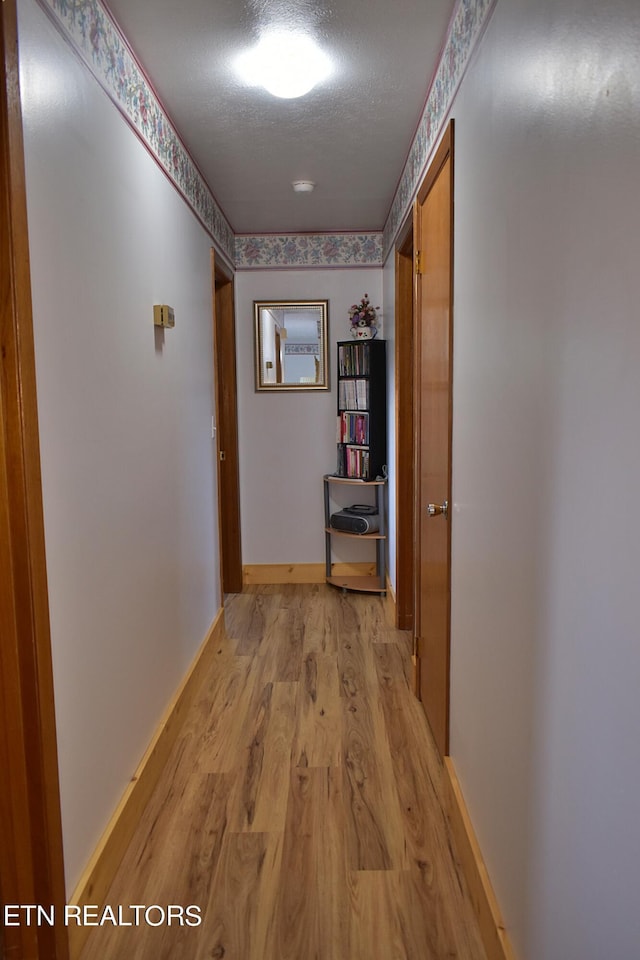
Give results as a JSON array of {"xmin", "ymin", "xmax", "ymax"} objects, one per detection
[{"xmin": 254, "ymin": 300, "xmax": 329, "ymax": 391}]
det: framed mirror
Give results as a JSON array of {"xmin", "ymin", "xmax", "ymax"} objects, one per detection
[{"xmin": 254, "ymin": 300, "xmax": 329, "ymax": 391}]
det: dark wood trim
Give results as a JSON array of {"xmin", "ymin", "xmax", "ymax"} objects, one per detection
[
  {"xmin": 0, "ymin": 3, "xmax": 69, "ymax": 957},
  {"xmin": 411, "ymin": 196, "xmax": 422, "ymax": 697},
  {"xmin": 394, "ymin": 229, "xmax": 415, "ymax": 631},
  {"xmin": 443, "ymin": 120, "xmax": 455, "ymax": 755},
  {"xmin": 394, "ymin": 208, "xmax": 414, "ymax": 252},
  {"xmin": 446, "ymin": 121, "xmax": 455, "ymax": 752},
  {"xmin": 212, "ymin": 251, "xmax": 243, "ymax": 595}
]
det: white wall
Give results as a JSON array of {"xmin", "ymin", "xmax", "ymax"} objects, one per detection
[
  {"xmin": 435, "ymin": 0, "xmax": 640, "ymax": 957},
  {"xmin": 19, "ymin": 0, "xmax": 221, "ymax": 890},
  {"xmin": 235, "ymin": 269, "xmax": 383, "ymax": 564}
]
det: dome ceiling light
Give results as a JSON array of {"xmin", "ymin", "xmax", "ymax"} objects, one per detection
[{"xmin": 235, "ymin": 31, "xmax": 332, "ymax": 99}]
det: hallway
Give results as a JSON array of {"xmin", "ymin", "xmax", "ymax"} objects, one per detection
[{"xmin": 79, "ymin": 585, "xmax": 486, "ymax": 960}]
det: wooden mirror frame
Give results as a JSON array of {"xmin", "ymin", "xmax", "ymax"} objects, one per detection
[{"xmin": 254, "ymin": 299, "xmax": 330, "ymax": 392}]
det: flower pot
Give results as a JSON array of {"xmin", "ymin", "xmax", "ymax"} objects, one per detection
[{"xmin": 351, "ymin": 325, "xmax": 376, "ymax": 340}]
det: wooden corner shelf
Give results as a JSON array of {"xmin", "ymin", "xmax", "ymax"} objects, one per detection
[
  {"xmin": 325, "ymin": 476, "xmax": 386, "ymax": 486},
  {"xmin": 323, "ymin": 475, "xmax": 386, "ymax": 595},
  {"xmin": 324, "ymin": 527, "xmax": 385, "ymax": 540},
  {"xmin": 326, "ymin": 574, "xmax": 386, "ymax": 594}
]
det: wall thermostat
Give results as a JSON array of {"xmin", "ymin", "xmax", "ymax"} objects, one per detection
[{"xmin": 153, "ymin": 304, "xmax": 175, "ymax": 328}]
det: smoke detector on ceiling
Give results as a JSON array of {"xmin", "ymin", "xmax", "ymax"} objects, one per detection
[{"xmin": 292, "ymin": 180, "xmax": 315, "ymax": 193}]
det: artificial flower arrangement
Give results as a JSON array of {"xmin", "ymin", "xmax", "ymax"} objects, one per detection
[{"xmin": 348, "ymin": 293, "xmax": 379, "ymax": 338}]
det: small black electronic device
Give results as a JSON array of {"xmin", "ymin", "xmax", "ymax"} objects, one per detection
[{"xmin": 330, "ymin": 504, "xmax": 380, "ymax": 535}]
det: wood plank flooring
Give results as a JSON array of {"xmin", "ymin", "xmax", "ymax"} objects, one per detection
[{"xmin": 79, "ymin": 584, "xmax": 486, "ymax": 960}]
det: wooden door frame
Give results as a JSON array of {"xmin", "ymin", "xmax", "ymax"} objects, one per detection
[
  {"xmin": 394, "ymin": 220, "xmax": 415, "ymax": 630},
  {"xmin": 212, "ymin": 252, "xmax": 243, "ymax": 595},
  {"xmin": 1, "ymin": 3, "xmax": 69, "ymax": 957},
  {"xmin": 413, "ymin": 120, "xmax": 454, "ymax": 754}
]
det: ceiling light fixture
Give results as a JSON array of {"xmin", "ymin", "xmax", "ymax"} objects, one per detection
[
  {"xmin": 235, "ymin": 31, "xmax": 332, "ymax": 99},
  {"xmin": 292, "ymin": 180, "xmax": 315, "ymax": 193}
]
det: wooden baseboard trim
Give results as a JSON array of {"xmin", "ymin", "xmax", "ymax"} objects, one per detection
[
  {"xmin": 67, "ymin": 607, "xmax": 225, "ymax": 960},
  {"xmin": 443, "ymin": 758, "xmax": 517, "ymax": 960},
  {"xmin": 411, "ymin": 654, "xmax": 420, "ymax": 697},
  {"xmin": 385, "ymin": 574, "xmax": 396, "ymax": 622},
  {"xmin": 243, "ymin": 562, "xmax": 376, "ymax": 585}
]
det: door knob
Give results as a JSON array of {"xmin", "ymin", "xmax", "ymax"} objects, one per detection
[{"xmin": 427, "ymin": 500, "xmax": 448, "ymax": 518}]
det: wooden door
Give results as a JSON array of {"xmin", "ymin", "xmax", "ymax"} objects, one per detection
[
  {"xmin": 212, "ymin": 253, "xmax": 243, "ymax": 594},
  {"xmin": 414, "ymin": 122, "xmax": 454, "ymax": 758}
]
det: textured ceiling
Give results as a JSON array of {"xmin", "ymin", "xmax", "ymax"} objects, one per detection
[{"xmin": 105, "ymin": 0, "xmax": 456, "ymax": 234}]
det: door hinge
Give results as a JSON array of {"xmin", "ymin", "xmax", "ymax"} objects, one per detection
[{"xmin": 415, "ymin": 250, "xmax": 424, "ymax": 275}]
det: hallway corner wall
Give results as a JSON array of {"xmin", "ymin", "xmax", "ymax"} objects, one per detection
[
  {"xmin": 18, "ymin": 0, "xmax": 221, "ymax": 890},
  {"xmin": 235, "ymin": 268, "xmax": 383, "ymax": 567}
]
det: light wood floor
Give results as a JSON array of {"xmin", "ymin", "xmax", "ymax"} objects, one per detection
[{"xmin": 79, "ymin": 584, "xmax": 486, "ymax": 960}]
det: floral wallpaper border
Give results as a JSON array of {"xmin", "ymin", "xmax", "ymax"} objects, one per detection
[
  {"xmin": 234, "ymin": 233, "xmax": 383, "ymax": 270},
  {"xmin": 35, "ymin": 0, "xmax": 236, "ymax": 267},
  {"xmin": 233, "ymin": 0, "xmax": 498, "ymax": 273},
  {"xmin": 34, "ymin": 0, "xmax": 495, "ymax": 271},
  {"xmin": 382, "ymin": 0, "xmax": 497, "ymax": 259}
]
